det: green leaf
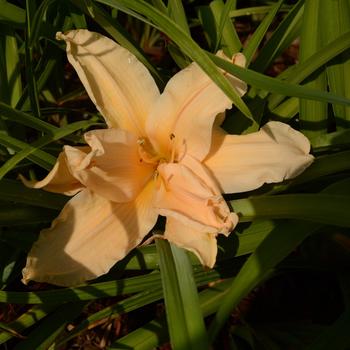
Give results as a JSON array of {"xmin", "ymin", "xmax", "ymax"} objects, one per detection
[
  {"xmin": 0, "ymin": 203, "xmax": 57, "ymax": 225},
  {"xmin": 267, "ymin": 150, "xmax": 350, "ymax": 194},
  {"xmin": 69, "ymin": 1, "xmax": 88, "ymax": 29},
  {"xmin": 29, "ymin": 0, "xmax": 57, "ymax": 48},
  {"xmin": 243, "ymin": 0, "xmax": 283, "ymax": 66},
  {"xmin": 0, "ymin": 101, "xmax": 56, "ymax": 133},
  {"xmin": 208, "ymin": 53, "xmax": 350, "ymax": 106},
  {"xmin": 4, "ymin": 31, "xmax": 22, "ymax": 106},
  {"xmin": 112, "ymin": 279, "xmax": 233, "ymax": 349},
  {"xmin": 157, "ymin": 239, "xmax": 210, "ymax": 350},
  {"xmin": 231, "ymin": 194, "xmax": 350, "ymax": 227},
  {"xmin": 275, "ymin": 31, "xmax": 350, "ymax": 84},
  {"xmin": 0, "ymin": 268, "xmax": 222, "ymax": 304},
  {"xmin": 25, "ymin": 0, "xmax": 41, "ymax": 119},
  {"xmin": 311, "ymin": 129, "xmax": 350, "ymax": 149},
  {"xmin": 0, "ymin": 133, "xmax": 55, "ymax": 170},
  {"xmin": 319, "ymin": 0, "xmax": 350, "ymax": 126},
  {"xmin": 168, "ymin": 0, "xmax": 190, "ymax": 36},
  {"xmin": 0, "ymin": 1, "xmax": 25, "ymax": 28},
  {"xmin": 251, "ymin": 0, "xmax": 304, "ymax": 73},
  {"xmin": 211, "ymin": 0, "xmax": 241, "ymax": 55},
  {"xmin": 13, "ymin": 302, "xmax": 86, "ymax": 350},
  {"xmin": 298, "ymin": 0, "xmax": 327, "ymax": 137},
  {"xmin": 0, "ymin": 179, "xmax": 66, "ymax": 209},
  {"xmin": 56, "ymin": 289, "xmax": 163, "ymax": 347},
  {"xmin": 0, "ymin": 273, "xmax": 162, "ymax": 304},
  {"xmin": 208, "ymin": 219, "xmax": 321, "ymax": 341},
  {"xmin": 0, "ymin": 120, "xmax": 97, "ymax": 179},
  {"xmin": 271, "ymin": 96, "xmax": 298, "ymax": 120},
  {"xmin": 16, "ymin": 46, "xmax": 61, "ymax": 111},
  {"xmin": 122, "ymin": 219, "xmax": 274, "ymax": 271},
  {"xmin": 229, "ymin": 5, "xmax": 290, "ymax": 18},
  {"xmin": 0, "ymin": 304, "xmax": 58, "ymax": 345}
]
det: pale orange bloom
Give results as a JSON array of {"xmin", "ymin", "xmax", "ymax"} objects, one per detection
[{"xmin": 21, "ymin": 30, "xmax": 313, "ymax": 286}]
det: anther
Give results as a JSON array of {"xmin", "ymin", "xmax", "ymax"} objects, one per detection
[{"xmin": 137, "ymin": 138, "xmax": 145, "ymax": 145}]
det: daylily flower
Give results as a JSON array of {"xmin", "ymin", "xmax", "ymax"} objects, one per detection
[{"xmin": 21, "ymin": 30, "xmax": 313, "ymax": 286}]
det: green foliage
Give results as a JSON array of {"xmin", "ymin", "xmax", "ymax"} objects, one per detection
[{"xmin": 0, "ymin": 0, "xmax": 349, "ymax": 349}]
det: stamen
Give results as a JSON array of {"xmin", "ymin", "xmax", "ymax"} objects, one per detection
[
  {"xmin": 137, "ymin": 137, "xmax": 159, "ymax": 165},
  {"xmin": 137, "ymin": 137, "xmax": 145, "ymax": 145},
  {"xmin": 176, "ymin": 139, "xmax": 187, "ymax": 163},
  {"xmin": 170, "ymin": 133, "xmax": 176, "ymax": 163}
]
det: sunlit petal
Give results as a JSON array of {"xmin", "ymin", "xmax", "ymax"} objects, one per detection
[
  {"xmin": 147, "ymin": 53, "xmax": 247, "ymax": 161},
  {"xmin": 19, "ymin": 150, "xmax": 86, "ymax": 195},
  {"xmin": 56, "ymin": 30, "xmax": 160, "ymax": 136},
  {"xmin": 155, "ymin": 159, "xmax": 237, "ymax": 235},
  {"xmin": 22, "ymin": 182, "xmax": 157, "ymax": 286},
  {"xmin": 163, "ymin": 217, "xmax": 218, "ymax": 268},
  {"xmin": 64, "ymin": 128, "xmax": 155, "ymax": 202},
  {"xmin": 204, "ymin": 121, "xmax": 314, "ymax": 193}
]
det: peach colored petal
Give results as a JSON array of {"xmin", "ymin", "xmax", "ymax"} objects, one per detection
[
  {"xmin": 204, "ymin": 121, "xmax": 314, "ymax": 193},
  {"xmin": 56, "ymin": 30, "xmax": 160, "ymax": 136},
  {"xmin": 22, "ymin": 182, "xmax": 157, "ymax": 286},
  {"xmin": 163, "ymin": 217, "xmax": 218, "ymax": 268},
  {"xmin": 19, "ymin": 150, "xmax": 86, "ymax": 195},
  {"xmin": 64, "ymin": 128, "xmax": 155, "ymax": 203},
  {"xmin": 146, "ymin": 53, "xmax": 247, "ymax": 161},
  {"xmin": 155, "ymin": 159, "xmax": 237, "ymax": 236}
]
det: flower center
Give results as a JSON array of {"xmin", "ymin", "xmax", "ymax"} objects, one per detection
[
  {"xmin": 137, "ymin": 137, "xmax": 161, "ymax": 165},
  {"xmin": 137, "ymin": 134, "xmax": 182, "ymax": 166}
]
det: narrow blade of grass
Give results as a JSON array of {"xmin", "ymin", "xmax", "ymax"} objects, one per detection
[
  {"xmin": 157, "ymin": 239, "xmax": 210, "ymax": 350},
  {"xmin": 0, "ymin": 120, "xmax": 97, "ymax": 179},
  {"xmin": 4, "ymin": 30, "xmax": 22, "ymax": 106},
  {"xmin": 243, "ymin": 0, "xmax": 283, "ymax": 66},
  {"xmin": 0, "ymin": 273, "xmax": 162, "ymax": 304},
  {"xmin": 0, "ymin": 304, "xmax": 58, "ymax": 345},
  {"xmin": 112, "ymin": 279, "xmax": 233, "ymax": 349},
  {"xmin": 56, "ymin": 289, "xmax": 163, "ymax": 347},
  {"xmin": 232, "ymin": 194, "xmax": 350, "ymax": 227},
  {"xmin": 208, "ymin": 53, "xmax": 350, "ymax": 106},
  {"xmin": 0, "ymin": 101, "xmax": 56, "ymax": 133},
  {"xmin": 0, "ymin": 268, "xmax": 223, "ymax": 304},
  {"xmin": 211, "ymin": 0, "xmax": 241, "ymax": 55},
  {"xmin": 268, "ymin": 31, "xmax": 350, "ymax": 109},
  {"xmin": 13, "ymin": 302, "xmax": 86, "ymax": 350},
  {"xmin": 25, "ymin": 0, "xmax": 41, "ymax": 119},
  {"xmin": 168, "ymin": 0, "xmax": 190, "ymax": 35},
  {"xmin": 0, "ymin": 133, "xmax": 56, "ymax": 170},
  {"xmin": 298, "ymin": 0, "xmax": 327, "ymax": 137},
  {"xmin": 320, "ymin": 0, "xmax": 350, "ymax": 127},
  {"xmin": 251, "ymin": 0, "xmax": 304, "ymax": 73}
]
